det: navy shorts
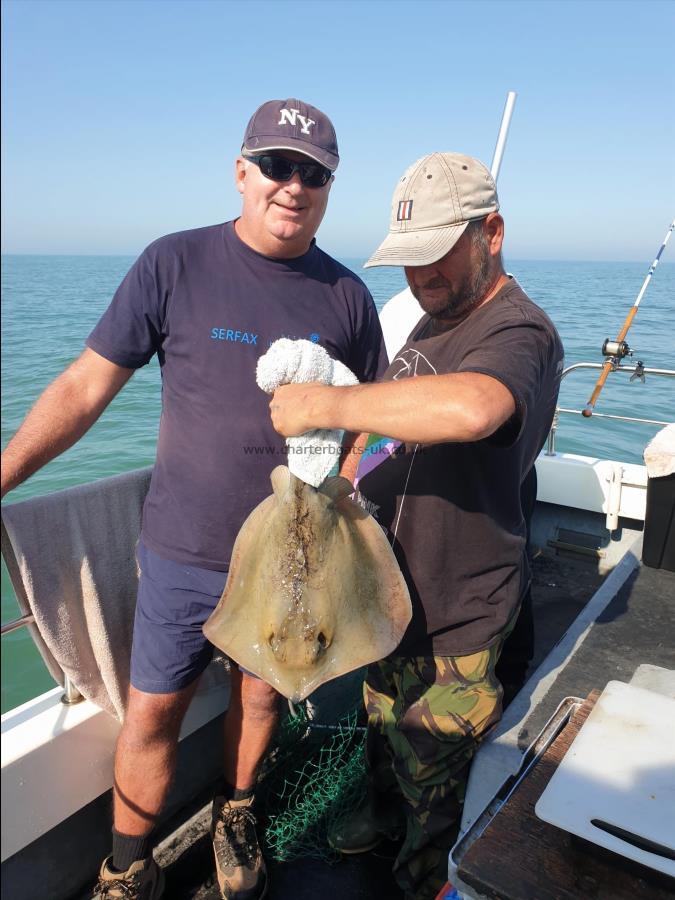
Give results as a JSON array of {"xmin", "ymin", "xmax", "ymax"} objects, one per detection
[{"xmin": 130, "ymin": 540, "xmax": 228, "ymax": 693}]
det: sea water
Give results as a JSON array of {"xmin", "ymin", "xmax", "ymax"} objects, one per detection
[{"xmin": 2, "ymin": 254, "xmax": 673, "ymax": 712}]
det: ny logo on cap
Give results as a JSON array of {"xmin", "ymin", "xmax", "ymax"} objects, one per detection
[
  {"xmin": 278, "ymin": 107, "xmax": 316, "ymax": 135},
  {"xmin": 397, "ymin": 200, "xmax": 413, "ymax": 221}
]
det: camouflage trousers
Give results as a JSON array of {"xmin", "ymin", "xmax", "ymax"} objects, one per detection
[{"xmin": 363, "ymin": 642, "xmax": 505, "ymax": 900}]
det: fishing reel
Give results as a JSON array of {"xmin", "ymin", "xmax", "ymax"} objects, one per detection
[
  {"xmin": 601, "ymin": 338, "xmax": 633, "ymax": 376},
  {"xmin": 601, "ymin": 339, "xmax": 631, "ymax": 359},
  {"xmin": 600, "ymin": 338, "xmax": 645, "ymax": 381}
]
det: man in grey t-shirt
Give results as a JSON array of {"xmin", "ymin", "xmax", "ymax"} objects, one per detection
[
  {"xmin": 1, "ymin": 99, "xmax": 386, "ymax": 900},
  {"xmin": 270, "ymin": 152, "xmax": 563, "ymax": 900}
]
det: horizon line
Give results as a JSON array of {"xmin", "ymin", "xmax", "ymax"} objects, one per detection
[{"xmin": 2, "ymin": 252, "xmax": 673, "ymax": 266}]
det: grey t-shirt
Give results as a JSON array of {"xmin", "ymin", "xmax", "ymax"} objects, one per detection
[
  {"xmin": 355, "ymin": 278, "xmax": 563, "ymax": 657},
  {"xmin": 87, "ymin": 221, "xmax": 387, "ymax": 570}
]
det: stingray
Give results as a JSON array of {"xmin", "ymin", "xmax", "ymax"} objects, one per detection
[{"xmin": 203, "ymin": 465, "xmax": 412, "ymax": 702}]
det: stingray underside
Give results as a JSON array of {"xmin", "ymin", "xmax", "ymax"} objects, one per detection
[{"xmin": 203, "ymin": 466, "xmax": 411, "ymax": 701}]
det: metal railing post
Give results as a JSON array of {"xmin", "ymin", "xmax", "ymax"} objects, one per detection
[
  {"xmin": 61, "ymin": 675, "xmax": 84, "ymax": 705},
  {"xmin": 546, "ymin": 409, "xmax": 559, "ymax": 456}
]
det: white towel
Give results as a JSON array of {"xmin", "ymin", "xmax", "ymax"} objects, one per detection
[
  {"xmin": 1, "ymin": 469, "xmax": 152, "ymax": 719},
  {"xmin": 1, "ymin": 468, "xmax": 230, "ymax": 720},
  {"xmin": 644, "ymin": 423, "xmax": 675, "ymax": 479},
  {"xmin": 256, "ymin": 338, "xmax": 359, "ymax": 487}
]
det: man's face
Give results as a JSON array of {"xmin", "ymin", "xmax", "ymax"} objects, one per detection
[
  {"xmin": 404, "ymin": 220, "xmax": 493, "ymax": 323},
  {"xmin": 235, "ymin": 150, "xmax": 333, "ymax": 258}
]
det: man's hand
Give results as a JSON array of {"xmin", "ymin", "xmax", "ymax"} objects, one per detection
[
  {"xmin": 269, "ymin": 383, "xmax": 336, "ymax": 437},
  {"xmin": 268, "ymin": 386, "xmax": 364, "ymax": 485}
]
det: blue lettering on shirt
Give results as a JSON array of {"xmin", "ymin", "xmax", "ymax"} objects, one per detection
[
  {"xmin": 210, "ymin": 327, "xmax": 258, "ymax": 346},
  {"xmin": 267, "ymin": 331, "xmax": 321, "ymax": 348}
]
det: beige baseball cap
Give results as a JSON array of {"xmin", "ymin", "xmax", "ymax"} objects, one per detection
[{"xmin": 364, "ymin": 152, "xmax": 499, "ymax": 268}]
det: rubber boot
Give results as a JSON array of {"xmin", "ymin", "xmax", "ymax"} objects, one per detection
[
  {"xmin": 329, "ymin": 727, "xmax": 405, "ymax": 853},
  {"xmin": 328, "ymin": 784, "xmax": 406, "ymax": 853}
]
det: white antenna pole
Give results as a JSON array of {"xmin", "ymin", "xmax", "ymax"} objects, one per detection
[{"xmin": 490, "ymin": 91, "xmax": 517, "ymax": 181}]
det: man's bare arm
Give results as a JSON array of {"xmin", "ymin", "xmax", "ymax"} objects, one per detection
[
  {"xmin": 1, "ymin": 349, "xmax": 135, "ymax": 497},
  {"xmin": 269, "ymin": 372, "xmax": 516, "ymax": 445}
]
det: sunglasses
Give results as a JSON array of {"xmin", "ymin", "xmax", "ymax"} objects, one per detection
[{"xmin": 245, "ymin": 154, "xmax": 332, "ymax": 188}]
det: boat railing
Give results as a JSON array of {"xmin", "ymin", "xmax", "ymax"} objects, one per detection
[
  {"xmin": 546, "ymin": 361, "xmax": 675, "ymax": 456},
  {"xmin": 1, "ymin": 613, "xmax": 84, "ymax": 704}
]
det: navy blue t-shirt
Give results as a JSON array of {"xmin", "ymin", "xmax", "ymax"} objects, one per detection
[{"xmin": 87, "ymin": 221, "xmax": 387, "ymax": 570}]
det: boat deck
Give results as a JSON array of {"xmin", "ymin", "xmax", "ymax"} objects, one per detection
[
  {"xmin": 516, "ymin": 560, "xmax": 674, "ymax": 745},
  {"xmin": 163, "ymin": 832, "xmax": 404, "ymax": 900}
]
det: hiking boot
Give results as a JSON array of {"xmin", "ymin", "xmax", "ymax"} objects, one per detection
[
  {"xmin": 210, "ymin": 795, "xmax": 268, "ymax": 900},
  {"xmin": 94, "ymin": 855, "xmax": 164, "ymax": 899},
  {"xmin": 328, "ymin": 794, "xmax": 406, "ymax": 854}
]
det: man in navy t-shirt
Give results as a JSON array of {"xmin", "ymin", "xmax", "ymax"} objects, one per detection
[{"xmin": 1, "ymin": 98, "xmax": 387, "ymax": 900}]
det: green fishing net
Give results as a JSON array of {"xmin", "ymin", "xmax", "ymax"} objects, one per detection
[{"xmin": 257, "ymin": 702, "xmax": 367, "ymax": 862}]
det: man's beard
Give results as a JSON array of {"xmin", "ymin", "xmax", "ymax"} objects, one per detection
[{"xmin": 410, "ymin": 229, "xmax": 492, "ymax": 324}]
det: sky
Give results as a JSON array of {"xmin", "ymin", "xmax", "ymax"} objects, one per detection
[{"xmin": 1, "ymin": 0, "xmax": 674, "ymax": 261}]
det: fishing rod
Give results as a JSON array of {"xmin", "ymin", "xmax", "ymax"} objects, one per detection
[{"xmin": 582, "ymin": 218, "xmax": 675, "ymax": 418}]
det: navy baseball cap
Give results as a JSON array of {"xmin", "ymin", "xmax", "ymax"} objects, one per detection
[{"xmin": 242, "ymin": 98, "xmax": 339, "ymax": 171}]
